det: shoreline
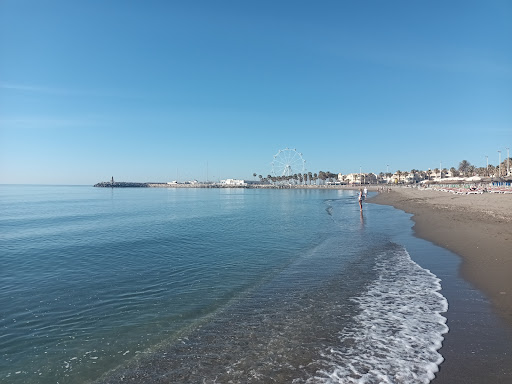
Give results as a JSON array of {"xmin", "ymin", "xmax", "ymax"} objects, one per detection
[
  {"xmin": 368, "ymin": 187, "xmax": 512, "ymax": 383},
  {"xmin": 368, "ymin": 187, "xmax": 512, "ymax": 327}
]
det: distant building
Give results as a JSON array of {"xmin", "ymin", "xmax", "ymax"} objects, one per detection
[
  {"xmin": 365, "ymin": 173, "xmax": 378, "ymax": 184},
  {"xmin": 404, "ymin": 173, "xmax": 416, "ymax": 183},
  {"xmin": 342, "ymin": 173, "xmax": 377, "ymax": 184},
  {"xmin": 391, "ymin": 172, "xmax": 421, "ymax": 184},
  {"xmin": 220, "ymin": 179, "xmax": 247, "ymax": 186},
  {"xmin": 343, "ymin": 173, "xmax": 360, "ymax": 184}
]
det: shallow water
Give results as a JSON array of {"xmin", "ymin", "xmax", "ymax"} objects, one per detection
[{"xmin": 1, "ymin": 186, "xmax": 449, "ymax": 383}]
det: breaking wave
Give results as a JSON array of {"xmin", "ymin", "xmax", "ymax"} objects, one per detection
[{"xmin": 308, "ymin": 244, "xmax": 448, "ymax": 384}]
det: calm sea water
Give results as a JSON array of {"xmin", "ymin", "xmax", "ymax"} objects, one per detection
[{"xmin": 1, "ymin": 186, "xmax": 448, "ymax": 383}]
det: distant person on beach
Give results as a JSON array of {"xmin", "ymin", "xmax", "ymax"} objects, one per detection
[
  {"xmin": 363, "ymin": 187, "xmax": 368, "ymax": 198},
  {"xmin": 358, "ymin": 189, "xmax": 363, "ymax": 211}
]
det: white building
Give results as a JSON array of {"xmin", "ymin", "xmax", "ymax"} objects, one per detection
[
  {"xmin": 220, "ymin": 179, "xmax": 247, "ymax": 186},
  {"xmin": 342, "ymin": 173, "xmax": 360, "ymax": 184},
  {"xmin": 341, "ymin": 173, "xmax": 377, "ymax": 184}
]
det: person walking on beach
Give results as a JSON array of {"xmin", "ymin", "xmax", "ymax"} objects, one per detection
[
  {"xmin": 363, "ymin": 187, "xmax": 368, "ymax": 198},
  {"xmin": 358, "ymin": 189, "xmax": 363, "ymax": 211}
]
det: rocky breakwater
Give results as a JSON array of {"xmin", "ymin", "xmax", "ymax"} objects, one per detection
[{"xmin": 94, "ymin": 182, "xmax": 149, "ymax": 188}]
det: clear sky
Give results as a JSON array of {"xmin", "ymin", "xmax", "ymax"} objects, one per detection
[{"xmin": 1, "ymin": 0, "xmax": 511, "ymax": 184}]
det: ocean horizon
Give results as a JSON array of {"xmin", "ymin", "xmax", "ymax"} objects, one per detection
[{"xmin": 1, "ymin": 185, "xmax": 450, "ymax": 383}]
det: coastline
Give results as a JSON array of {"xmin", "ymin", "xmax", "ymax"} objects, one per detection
[
  {"xmin": 368, "ymin": 187, "xmax": 512, "ymax": 383},
  {"xmin": 94, "ymin": 182, "xmax": 368, "ymax": 189},
  {"xmin": 368, "ymin": 187, "xmax": 512, "ymax": 328}
]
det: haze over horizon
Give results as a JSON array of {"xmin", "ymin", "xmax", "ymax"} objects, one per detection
[{"xmin": 1, "ymin": 1, "xmax": 511, "ymax": 185}]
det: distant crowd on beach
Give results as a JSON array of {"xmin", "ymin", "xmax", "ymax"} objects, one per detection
[{"xmin": 377, "ymin": 186, "xmax": 393, "ymax": 193}]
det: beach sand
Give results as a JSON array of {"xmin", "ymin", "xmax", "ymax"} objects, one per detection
[
  {"xmin": 369, "ymin": 187, "xmax": 512, "ymax": 383},
  {"xmin": 369, "ymin": 187, "xmax": 512, "ymax": 326}
]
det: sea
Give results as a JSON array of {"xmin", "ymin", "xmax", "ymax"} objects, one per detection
[{"xmin": 1, "ymin": 185, "xmax": 451, "ymax": 384}]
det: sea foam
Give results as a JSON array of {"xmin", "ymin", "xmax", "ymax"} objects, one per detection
[{"xmin": 308, "ymin": 244, "xmax": 448, "ymax": 384}]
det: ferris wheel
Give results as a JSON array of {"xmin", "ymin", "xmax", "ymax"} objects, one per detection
[{"xmin": 271, "ymin": 148, "xmax": 306, "ymax": 177}]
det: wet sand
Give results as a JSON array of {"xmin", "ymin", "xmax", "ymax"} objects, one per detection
[{"xmin": 368, "ymin": 187, "xmax": 512, "ymax": 383}]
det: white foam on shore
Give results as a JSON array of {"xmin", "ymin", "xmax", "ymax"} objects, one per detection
[{"xmin": 308, "ymin": 245, "xmax": 448, "ymax": 384}]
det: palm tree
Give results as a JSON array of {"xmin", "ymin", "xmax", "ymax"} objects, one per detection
[
  {"xmin": 396, "ymin": 170, "xmax": 402, "ymax": 183},
  {"xmin": 475, "ymin": 167, "xmax": 486, "ymax": 177},
  {"xmin": 488, "ymin": 164, "xmax": 496, "ymax": 177},
  {"xmin": 449, "ymin": 167, "xmax": 458, "ymax": 177},
  {"xmin": 458, "ymin": 160, "xmax": 471, "ymax": 177},
  {"xmin": 318, "ymin": 171, "xmax": 326, "ymax": 185},
  {"xmin": 427, "ymin": 169, "xmax": 432, "ymax": 180}
]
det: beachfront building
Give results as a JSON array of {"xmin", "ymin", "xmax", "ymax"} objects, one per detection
[
  {"xmin": 220, "ymin": 179, "xmax": 247, "ymax": 186},
  {"xmin": 426, "ymin": 169, "xmax": 456, "ymax": 180},
  {"xmin": 404, "ymin": 172, "xmax": 421, "ymax": 183},
  {"xmin": 391, "ymin": 172, "xmax": 408, "ymax": 184},
  {"xmin": 442, "ymin": 169, "xmax": 457, "ymax": 178},
  {"xmin": 432, "ymin": 170, "xmax": 443, "ymax": 180},
  {"xmin": 336, "ymin": 173, "xmax": 349, "ymax": 184},
  {"xmin": 341, "ymin": 173, "xmax": 378, "ymax": 185},
  {"xmin": 365, "ymin": 173, "xmax": 378, "ymax": 184},
  {"xmin": 389, "ymin": 171, "xmax": 423, "ymax": 184},
  {"xmin": 343, "ymin": 173, "xmax": 360, "ymax": 185}
]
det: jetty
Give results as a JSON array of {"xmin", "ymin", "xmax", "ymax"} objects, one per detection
[{"xmin": 94, "ymin": 182, "xmax": 149, "ymax": 188}]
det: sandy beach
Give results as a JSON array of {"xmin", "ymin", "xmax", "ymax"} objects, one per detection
[
  {"xmin": 369, "ymin": 187, "xmax": 512, "ymax": 327},
  {"xmin": 369, "ymin": 187, "xmax": 512, "ymax": 383}
]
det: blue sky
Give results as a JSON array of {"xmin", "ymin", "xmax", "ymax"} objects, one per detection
[{"xmin": 1, "ymin": 0, "xmax": 511, "ymax": 184}]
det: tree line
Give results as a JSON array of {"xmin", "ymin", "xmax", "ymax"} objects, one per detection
[
  {"xmin": 456, "ymin": 158, "xmax": 511, "ymax": 178},
  {"xmin": 252, "ymin": 171, "xmax": 339, "ymax": 185},
  {"xmin": 252, "ymin": 158, "xmax": 511, "ymax": 185}
]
